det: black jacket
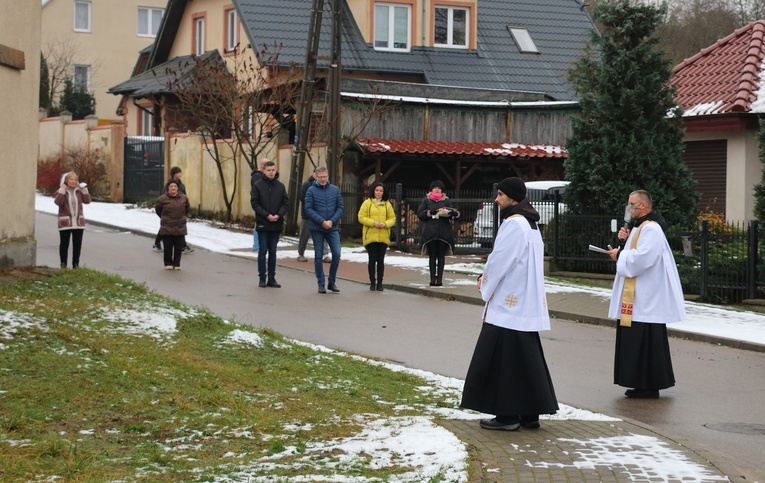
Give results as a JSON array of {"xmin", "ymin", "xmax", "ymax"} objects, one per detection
[
  {"xmin": 250, "ymin": 173, "xmax": 289, "ymax": 232},
  {"xmin": 417, "ymin": 194, "xmax": 460, "ymax": 248}
]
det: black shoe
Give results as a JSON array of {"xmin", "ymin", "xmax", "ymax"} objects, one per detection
[
  {"xmin": 435, "ymin": 276, "xmax": 443, "ymax": 286},
  {"xmin": 520, "ymin": 416, "xmax": 540, "ymax": 429},
  {"xmin": 376, "ymin": 282, "xmax": 383, "ymax": 291},
  {"xmin": 370, "ymin": 282, "xmax": 376, "ymax": 291},
  {"xmin": 152, "ymin": 244, "xmax": 162, "ymax": 252},
  {"xmin": 625, "ymin": 388, "xmax": 660, "ymax": 399},
  {"xmin": 182, "ymin": 246, "xmax": 194, "ymax": 254},
  {"xmin": 318, "ymin": 285, "xmax": 327, "ymax": 294},
  {"xmin": 479, "ymin": 418, "xmax": 520, "ymax": 431},
  {"xmin": 328, "ymin": 283, "xmax": 340, "ymax": 293},
  {"xmin": 429, "ymin": 277, "xmax": 436, "ymax": 286},
  {"xmin": 267, "ymin": 278, "xmax": 281, "ymax": 288},
  {"xmin": 258, "ymin": 278, "xmax": 267, "ymax": 288}
]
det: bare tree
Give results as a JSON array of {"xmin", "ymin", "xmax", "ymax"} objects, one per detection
[
  {"xmin": 41, "ymin": 38, "xmax": 101, "ymax": 115},
  {"xmin": 165, "ymin": 45, "xmax": 300, "ymax": 222},
  {"xmin": 655, "ymin": 0, "xmax": 740, "ymax": 65}
]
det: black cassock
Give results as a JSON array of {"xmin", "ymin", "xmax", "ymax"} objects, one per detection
[
  {"xmin": 614, "ymin": 321, "xmax": 675, "ymax": 390},
  {"xmin": 461, "ymin": 322, "xmax": 558, "ymax": 417}
]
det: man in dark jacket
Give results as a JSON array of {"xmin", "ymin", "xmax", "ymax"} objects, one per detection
[
  {"xmin": 304, "ymin": 166, "xmax": 344, "ymax": 293},
  {"xmin": 250, "ymin": 160, "xmax": 289, "ymax": 288},
  {"xmin": 250, "ymin": 160, "xmax": 267, "ymax": 252},
  {"xmin": 297, "ymin": 173, "xmax": 329, "ymax": 262}
]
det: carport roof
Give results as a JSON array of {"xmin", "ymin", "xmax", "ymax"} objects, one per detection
[{"xmin": 355, "ymin": 138, "xmax": 567, "ymax": 158}]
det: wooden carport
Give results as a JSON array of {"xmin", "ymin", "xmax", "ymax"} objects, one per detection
[{"xmin": 352, "ymin": 138, "xmax": 567, "ymax": 194}]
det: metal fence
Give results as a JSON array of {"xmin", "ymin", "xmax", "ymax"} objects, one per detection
[{"xmin": 340, "ymin": 181, "xmax": 765, "ymax": 304}]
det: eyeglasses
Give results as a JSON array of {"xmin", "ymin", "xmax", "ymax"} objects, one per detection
[{"xmin": 627, "ymin": 201, "xmax": 642, "ymax": 208}]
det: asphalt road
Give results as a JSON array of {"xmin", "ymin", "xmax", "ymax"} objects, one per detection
[{"xmin": 34, "ymin": 213, "xmax": 765, "ymax": 481}]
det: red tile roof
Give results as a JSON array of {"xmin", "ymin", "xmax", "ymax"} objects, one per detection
[
  {"xmin": 355, "ymin": 138, "xmax": 567, "ymax": 158},
  {"xmin": 671, "ymin": 20, "xmax": 765, "ymax": 115}
]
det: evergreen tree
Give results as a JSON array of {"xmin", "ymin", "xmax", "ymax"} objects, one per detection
[
  {"xmin": 752, "ymin": 119, "xmax": 765, "ymax": 220},
  {"xmin": 39, "ymin": 53, "xmax": 50, "ymax": 114},
  {"xmin": 58, "ymin": 78, "xmax": 96, "ymax": 120},
  {"xmin": 564, "ymin": 0, "xmax": 698, "ymax": 227}
]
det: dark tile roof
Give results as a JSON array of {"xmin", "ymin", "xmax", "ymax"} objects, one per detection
[
  {"xmin": 108, "ymin": 50, "xmax": 222, "ymax": 97},
  {"xmin": 235, "ymin": 0, "xmax": 596, "ymax": 101},
  {"xmin": 671, "ymin": 20, "xmax": 765, "ymax": 115},
  {"xmin": 356, "ymin": 138, "xmax": 567, "ymax": 158}
]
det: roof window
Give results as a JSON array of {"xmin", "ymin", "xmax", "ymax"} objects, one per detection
[{"xmin": 508, "ymin": 26, "xmax": 539, "ymax": 53}]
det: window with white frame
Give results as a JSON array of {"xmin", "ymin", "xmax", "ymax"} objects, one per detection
[
  {"xmin": 508, "ymin": 26, "xmax": 539, "ymax": 53},
  {"xmin": 73, "ymin": 65, "xmax": 90, "ymax": 92},
  {"xmin": 194, "ymin": 16, "xmax": 206, "ymax": 56},
  {"xmin": 226, "ymin": 8, "xmax": 239, "ymax": 52},
  {"xmin": 141, "ymin": 109, "xmax": 153, "ymax": 136},
  {"xmin": 74, "ymin": 1, "xmax": 91, "ymax": 32},
  {"xmin": 434, "ymin": 6, "xmax": 468, "ymax": 48},
  {"xmin": 138, "ymin": 7, "xmax": 164, "ymax": 37},
  {"xmin": 374, "ymin": 3, "xmax": 410, "ymax": 51}
]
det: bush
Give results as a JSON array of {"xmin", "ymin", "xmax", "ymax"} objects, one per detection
[{"xmin": 37, "ymin": 147, "xmax": 108, "ymax": 199}]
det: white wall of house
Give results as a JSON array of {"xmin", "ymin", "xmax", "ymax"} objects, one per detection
[
  {"xmin": 685, "ymin": 129, "xmax": 760, "ymax": 221},
  {"xmin": 0, "ymin": 0, "xmax": 41, "ymax": 268}
]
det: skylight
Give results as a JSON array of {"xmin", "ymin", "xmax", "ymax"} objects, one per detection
[{"xmin": 508, "ymin": 26, "xmax": 539, "ymax": 53}]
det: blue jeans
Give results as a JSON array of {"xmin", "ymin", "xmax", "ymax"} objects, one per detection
[
  {"xmin": 252, "ymin": 227, "xmax": 259, "ymax": 252},
  {"xmin": 257, "ymin": 230, "xmax": 280, "ymax": 279},
  {"xmin": 311, "ymin": 230, "xmax": 341, "ymax": 285}
]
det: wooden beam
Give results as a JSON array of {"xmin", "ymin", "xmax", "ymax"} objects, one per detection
[{"xmin": 0, "ymin": 44, "xmax": 25, "ymax": 70}]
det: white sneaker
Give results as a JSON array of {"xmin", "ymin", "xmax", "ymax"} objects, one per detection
[
  {"xmin": 297, "ymin": 255, "xmax": 308, "ymax": 262},
  {"xmin": 323, "ymin": 256, "xmax": 331, "ymax": 263}
]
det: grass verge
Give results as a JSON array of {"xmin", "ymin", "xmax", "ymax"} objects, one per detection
[{"xmin": 0, "ymin": 268, "xmax": 466, "ymax": 482}]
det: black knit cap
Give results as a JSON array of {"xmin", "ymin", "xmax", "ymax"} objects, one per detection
[
  {"xmin": 429, "ymin": 180, "xmax": 445, "ymax": 191},
  {"xmin": 497, "ymin": 177, "xmax": 526, "ymax": 202}
]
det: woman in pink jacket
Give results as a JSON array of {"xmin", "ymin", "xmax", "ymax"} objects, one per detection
[{"xmin": 54, "ymin": 171, "xmax": 91, "ymax": 268}]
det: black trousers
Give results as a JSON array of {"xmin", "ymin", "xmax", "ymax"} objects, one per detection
[
  {"xmin": 156, "ymin": 230, "xmax": 187, "ymax": 249},
  {"xmin": 59, "ymin": 229, "xmax": 84, "ymax": 268},
  {"xmin": 427, "ymin": 240, "xmax": 448, "ymax": 278},
  {"xmin": 162, "ymin": 235, "xmax": 184, "ymax": 267},
  {"xmin": 366, "ymin": 242, "xmax": 387, "ymax": 283}
]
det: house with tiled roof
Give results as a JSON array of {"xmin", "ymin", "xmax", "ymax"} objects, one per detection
[
  {"xmin": 671, "ymin": 20, "xmax": 765, "ymax": 221},
  {"xmin": 109, "ymin": 0, "xmax": 596, "ymax": 209}
]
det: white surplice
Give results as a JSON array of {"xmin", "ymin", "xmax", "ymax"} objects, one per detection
[
  {"xmin": 608, "ymin": 221, "xmax": 686, "ymax": 324},
  {"xmin": 480, "ymin": 215, "xmax": 550, "ymax": 332}
]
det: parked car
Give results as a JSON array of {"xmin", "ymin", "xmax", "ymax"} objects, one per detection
[{"xmin": 473, "ymin": 181, "xmax": 569, "ymax": 247}]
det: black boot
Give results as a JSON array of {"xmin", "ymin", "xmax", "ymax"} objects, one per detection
[
  {"xmin": 258, "ymin": 277, "xmax": 267, "ymax": 288},
  {"xmin": 370, "ymin": 280, "xmax": 376, "ymax": 291},
  {"xmin": 429, "ymin": 276, "xmax": 436, "ymax": 286},
  {"xmin": 267, "ymin": 277, "xmax": 281, "ymax": 288},
  {"xmin": 376, "ymin": 281, "xmax": 383, "ymax": 291},
  {"xmin": 435, "ymin": 276, "xmax": 442, "ymax": 286}
]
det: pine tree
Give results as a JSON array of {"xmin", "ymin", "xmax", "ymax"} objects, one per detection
[
  {"xmin": 564, "ymin": 0, "xmax": 698, "ymax": 227},
  {"xmin": 39, "ymin": 53, "xmax": 51, "ymax": 114},
  {"xmin": 58, "ymin": 78, "xmax": 96, "ymax": 120}
]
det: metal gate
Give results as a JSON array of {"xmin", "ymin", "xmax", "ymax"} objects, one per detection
[{"xmin": 124, "ymin": 136, "xmax": 164, "ymax": 202}]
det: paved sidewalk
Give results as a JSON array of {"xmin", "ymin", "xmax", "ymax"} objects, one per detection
[{"xmin": 240, "ymin": 241, "xmax": 739, "ymax": 482}]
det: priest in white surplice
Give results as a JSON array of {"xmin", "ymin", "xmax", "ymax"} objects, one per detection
[
  {"xmin": 461, "ymin": 177, "xmax": 558, "ymax": 431},
  {"xmin": 606, "ymin": 190, "xmax": 685, "ymax": 399}
]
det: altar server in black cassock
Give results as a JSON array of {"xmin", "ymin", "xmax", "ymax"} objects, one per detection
[{"xmin": 461, "ymin": 177, "xmax": 558, "ymax": 431}]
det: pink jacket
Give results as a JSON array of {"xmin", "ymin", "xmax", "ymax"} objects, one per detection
[{"xmin": 54, "ymin": 187, "xmax": 91, "ymax": 230}]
